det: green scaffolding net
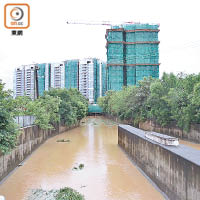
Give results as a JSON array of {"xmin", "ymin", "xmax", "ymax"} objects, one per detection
[
  {"xmin": 88, "ymin": 104, "xmax": 103, "ymax": 113},
  {"xmin": 107, "ymin": 43, "xmax": 124, "ymax": 64},
  {"xmin": 127, "ymin": 66, "xmax": 136, "ymax": 86},
  {"xmin": 64, "ymin": 60, "xmax": 79, "ymax": 89},
  {"xmin": 37, "ymin": 63, "xmax": 46, "ymax": 96},
  {"xmin": 107, "ymin": 66, "xmax": 124, "ymax": 91},
  {"xmin": 136, "ymin": 65, "xmax": 159, "ymax": 84},
  {"xmin": 106, "ymin": 23, "xmax": 159, "ymax": 91}
]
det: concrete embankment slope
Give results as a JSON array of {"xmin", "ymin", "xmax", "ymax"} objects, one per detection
[{"xmin": 118, "ymin": 125, "xmax": 200, "ymax": 200}]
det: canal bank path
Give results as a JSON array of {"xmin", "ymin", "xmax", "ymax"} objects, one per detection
[{"xmin": 0, "ymin": 116, "xmax": 165, "ymax": 200}]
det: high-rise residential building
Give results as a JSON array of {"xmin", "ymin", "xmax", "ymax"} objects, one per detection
[
  {"xmin": 79, "ymin": 58, "xmax": 94, "ymax": 103},
  {"xmin": 79, "ymin": 58, "xmax": 106, "ymax": 104},
  {"xmin": 50, "ymin": 62, "xmax": 65, "ymax": 89},
  {"xmin": 13, "ymin": 65, "xmax": 38, "ymax": 100},
  {"xmin": 13, "ymin": 59, "xmax": 106, "ymax": 103},
  {"xmin": 13, "ymin": 67, "xmax": 25, "ymax": 98},
  {"xmin": 106, "ymin": 23, "xmax": 159, "ymax": 91},
  {"xmin": 14, "ymin": 63, "xmax": 49, "ymax": 99},
  {"xmin": 93, "ymin": 59, "xmax": 107, "ymax": 102},
  {"xmin": 24, "ymin": 64, "xmax": 38, "ymax": 100}
]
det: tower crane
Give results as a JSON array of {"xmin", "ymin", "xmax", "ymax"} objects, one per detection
[{"xmin": 66, "ymin": 20, "xmax": 136, "ymax": 26}]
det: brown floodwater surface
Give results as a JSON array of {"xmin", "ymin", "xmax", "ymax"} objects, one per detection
[
  {"xmin": 0, "ymin": 117, "xmax": 164, "ymax": 200},
  {"xmin": 179, "ymin": 139, "xmax": 200, "ymax": 151}
]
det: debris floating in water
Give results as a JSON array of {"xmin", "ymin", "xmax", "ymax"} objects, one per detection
[
  {"xmin": 72, "ymin": 163, "xmax": 85, "ymax": 170},
  {"xmin": 73, "ymin": 167, "xmax": 78, "ymax": 170},
  {"xmin": 56, "ymin": 139, "xmax": 70, "ymax": 143},
  {"xmin": 79, "ymin": 164, "xmax": 84, "ymax": 169}
]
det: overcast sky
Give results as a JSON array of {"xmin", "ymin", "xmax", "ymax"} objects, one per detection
[{"xmin": 0, "ymin": 0, "xmax": 200, "ymax": 89}]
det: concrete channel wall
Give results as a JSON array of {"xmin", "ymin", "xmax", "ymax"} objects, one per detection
[
  {"xmin": 0, "ymin": 123, "xmax": 78, "ymax": 182},
  {"xmin": 139, "ymin": 120, "xmax": 200, "ymax": 143},
  {"xmin": 105, "ymin": 114, "xmax": 200, "ymax": 143},
  {"xmin": 118, "ymin": 125, "xmax": 200, "ymax": 200}
]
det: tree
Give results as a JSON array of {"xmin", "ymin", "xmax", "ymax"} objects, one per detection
[
  {"xmin": 29, "ymin": 95, "xmax": 60, "ymax": 130},
  {"xmin": 98, "ymin": 90, "xmax": 115, "ymax": 114},
  {"xmin": 46, "ymin": 88, "xmax": 88, "ymax": 126},
  {"xmin": 13, "ymin": 94, "xmax": 60, "ymax": 130},
  {"xmin": 13, "ymin": 95, "xmax": 32, "ymax": 116},
  {"xmin": 147, "ymin": 80, "xmax": 171, "ymax": 126},
  {"xmin": 0, "ymin": 83, "xmax": 19, "ymax": 153},
  {"xmin": 97, "ymin": 73, "xmax": 200, "ymax": 131},
  {"xmin": 127, "ymin": 77, "xmax": 154, "ymax": 125}
]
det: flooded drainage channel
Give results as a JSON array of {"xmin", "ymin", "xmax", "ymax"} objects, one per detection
[{"xmin": 0, "ymin": 117, "xmax": 165, "ymax": 200}]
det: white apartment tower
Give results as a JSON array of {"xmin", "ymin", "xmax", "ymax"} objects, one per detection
[
  {"xmin": 50, "ymin": 62, "xmax": 65, "ymax": 88},
  {"xmin": 79, "ymin": 58, "xmax": 94, "ymax": 103},
  {"xmin": 45, "ymin": 63, "xmax": 50, "ymax": 91},
  {"xmin": 13, "ymin": 67, "xmax": 25, "ymax": 98},
  {"xmin": 13, "ymin": 65, "xmax": 37, "ymax": 100},
  {"xmin": 24, "ymin": 65, "xmax": 37, "ymax": 100}
]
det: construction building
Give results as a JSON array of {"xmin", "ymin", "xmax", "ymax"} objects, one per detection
[
  {"xmin": 64, "ymin": 60, "xmax": 79, "ymax": 89},
  {"xmin": 37, "ymin": 63, "xmax": 51, "ymax": 96},
  {"xmin": 106, "ymin": 23, "xmax": 159, "ymax": 91}
]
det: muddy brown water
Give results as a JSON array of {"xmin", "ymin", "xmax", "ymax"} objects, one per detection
[
  {"xmin": 0, "ymin": 117, "xmax": 164, "ymax": 200},
  {"xmin": 179, "ymin": 140, "xmax": 200, "ymax": 151}
]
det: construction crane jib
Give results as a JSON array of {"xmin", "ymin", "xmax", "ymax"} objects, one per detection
[{"xmin": 66, "ymin": 20, "xmax": 137, "ymax": 26}]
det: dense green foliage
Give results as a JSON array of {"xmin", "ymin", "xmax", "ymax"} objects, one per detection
[
  {"xmin": 55, "ymin": 187, "xmax": 84, "ymax": 200},
  {"xmin": 98, "ymin": 73, "xmax": 200, "ymax": 131},
  {"xmin": 13, "ymin": 94, "xmax": 60, "ymax": 130},
  {"xmin": 0, "ymin": 83, "xmax": 19, "ymax": 153},
  {"xmin": 13, "ymin": 88, "xmax": 88, "ymax": 129},
  {"xmin": 46, "ymin": 88, "xmax": 88, "ymax": 126},
  {"xmin": 0, "ymin": 85, "xmax": 88, "ymax": 153}
]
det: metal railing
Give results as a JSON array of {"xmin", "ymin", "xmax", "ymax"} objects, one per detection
[{"xmin": 14, "ymin": 116, "xmax": 36, "ymax": 128}]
